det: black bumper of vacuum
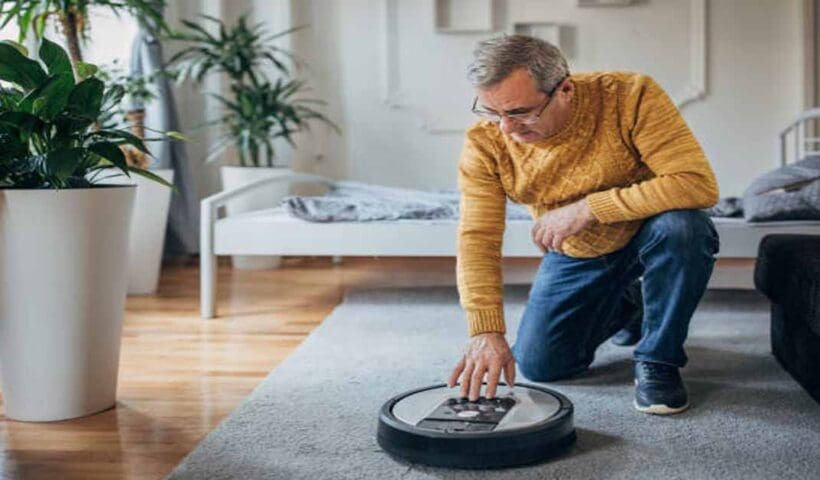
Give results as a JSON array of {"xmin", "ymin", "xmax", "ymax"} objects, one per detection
[{"xmin": 377, "ymin": 384, "xmax": 576, "ymax": 469}]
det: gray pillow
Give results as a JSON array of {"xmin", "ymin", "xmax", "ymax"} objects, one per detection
[{"xmin": 743, "ymin": 155, "xmax": 820, "ymax": 222}]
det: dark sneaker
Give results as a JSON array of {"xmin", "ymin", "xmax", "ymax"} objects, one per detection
[{"xmin": 633, "ymin": 361, "xmax": 689, "ymax": 415}]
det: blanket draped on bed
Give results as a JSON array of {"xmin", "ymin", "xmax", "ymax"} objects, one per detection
[
  {"xmin": 282, "ymin": 181, "xmax": 532, "ymax": 222},
  {"xmin": 284, "ymin": 160, "xmax": 820, "ymax": 223},
  {"xmin": 706, "ymin": 155, "xmax": 820, "ymax": 221}
]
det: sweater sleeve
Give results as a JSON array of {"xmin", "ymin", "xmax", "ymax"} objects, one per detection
[
  {"xmin": 457, "ymin": 127, "xmax": 508, "ymax": 336},
  {"xmin": 585, "ymin": 75, "xmax": 720, "ymax": 224}
]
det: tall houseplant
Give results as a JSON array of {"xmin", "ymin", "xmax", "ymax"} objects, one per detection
[
  {"xmin": 0, "ymin": 1, "xmax": 172, "ymax": 169},
  {"xmin": 0, "ymin": 0, "xmax": 167, "ymax": 67},
  {"xmin": 0, "ymin": 38, "xmax": 171, "ymax": 421},
  {"xmin": 99, "ymin": 61, "xmax": 178, "ymax": 294},
  {"xmin": 168, "ymin": 13, "xmax": 338, "ymax": 167},
  {"xmin": 169, "ymin": 13, "xmax": 338, "ymax": 269},
  {"xmin": 1, "ymin": 2, "xmax": 184, "ymax": 294}
]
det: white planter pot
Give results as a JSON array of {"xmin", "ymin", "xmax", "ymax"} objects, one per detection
[
  {"xmin": 123, "ymin": 169, "xmax": 174, "ymax": 295},
  {"xmin": 0, "ymin": 186, "xmax": 136, "ymax": 421},
  {"xmin": 220, "ymin": 166, "xmax": 292, "ymax": 270}
]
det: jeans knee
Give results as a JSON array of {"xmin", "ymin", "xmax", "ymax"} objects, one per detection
[
  {"xmin": 514, "ymin": 347, "xmax": 586, "ymax": 382},
  {"xmin": 646, "ymin": 210, "xmax": 718, "ymax": 257}
]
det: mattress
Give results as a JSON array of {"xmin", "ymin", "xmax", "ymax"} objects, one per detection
[{"xmin": 213, "ymin": 208, "xmax": 820, "ymax": 258}]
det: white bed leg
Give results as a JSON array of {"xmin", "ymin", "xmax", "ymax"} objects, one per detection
[
  {"xmin": 201, "ymin": 201, "xmax": 217, "ymax": 318},
  {"xmin": 332, "ymin": 255, "xmax": 343, "ymax": 265}
]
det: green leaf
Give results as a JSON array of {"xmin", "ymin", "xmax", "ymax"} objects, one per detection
[
  {"xmin": 75, "ymin": 62, "xmax": 98, "ymax": 80},
  {"xmin": 66, "ymin": 77, "xmax": 105, "ymax": 120},
  {"xmin": 54, "ymin": 114, "xmax": 94, "ymax": 136},
  {"xmin": 17, "ymin": 6, "xmax": 35, "ymax": 42},
  {"xmin": 39, "ymin": 37, "xmax": 73, "ymax": 77},
  {"xmin": 18, "ymin": 73, "xmax": 75, "ymax": 120},
  {"xmin": 0, "ymin": 111, "xmax": 42, "ymax": 133},
  {"xmin": 32, "ymin": 13, "xmax": 47, "ymax": 39},
  {"xmin": 1, "ymin": 40, "xmax": 27, "ymax": 56},
  {"xmin": 0, "ymin": 87, "xmax": 23, "ymax": 109},
  {"xmin": 0, "ymin": 3, "xmax": 23, "ymax": 30},
  {"xmin": 128, "ymin": 166, "xmax": 177, "ymax": 191},
  {"xmin": 0, "ymin": 42, "xmax": 47, "ymax": 90},
  {"xmin": 88, "ymin": 141, "xmax": 129, "ymax": 174},
  {"xmin": 90, "ymin": 129, "xmax": 150, "ymax": 154},
  {"xmin": 46, "ymin": 148, "xmax": 85, "ymax": 182},
  {"xmin": 100, "ymin": 84, "xmax": 125, "ymax": 113},
  {"xmin": 166, "ymin": 130, "xmax": 187, "ymax": 141}
]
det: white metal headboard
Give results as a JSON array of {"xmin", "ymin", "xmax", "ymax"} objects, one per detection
[{"xmin": 780, "ymin": 108, "xmax": 820, "ymax": 166}]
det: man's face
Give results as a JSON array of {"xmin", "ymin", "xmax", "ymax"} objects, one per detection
[{"xmin": 475, "ymin": 67, "xmax": 560, "ymax": 144}]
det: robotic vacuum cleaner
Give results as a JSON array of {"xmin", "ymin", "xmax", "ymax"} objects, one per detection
[{"xmin": 377, "ymin": 383, "xmax": 575, "ymax": 469}]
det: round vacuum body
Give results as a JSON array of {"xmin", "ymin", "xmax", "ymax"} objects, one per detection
[{"xmin": 377, "ymin": 383, "xmax": 575, "ymax": 469}]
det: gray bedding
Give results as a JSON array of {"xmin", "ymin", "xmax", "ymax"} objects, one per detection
[
  {"xmin": 282, "ymin": 181, "xmax": 532, "ymax": 222},
  {"xmin": 743, "ymin": 155, "xmax": 820, "ymax": 222},
  {"xmin": 283, "ymin": 164, "xmax": 820, "ymax": 224}
]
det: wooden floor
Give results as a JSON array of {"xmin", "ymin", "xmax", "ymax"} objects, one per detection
[{"xmin": 0, "ymin": 256, "xmax": 541, "ymax": 480}]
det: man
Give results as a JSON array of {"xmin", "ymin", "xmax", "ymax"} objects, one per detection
[{"xmin": 448, "ymin": 35, "xmax": 720, "ymax": 415}]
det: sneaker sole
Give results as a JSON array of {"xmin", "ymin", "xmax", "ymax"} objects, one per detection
[
  {"xmin": 610, "ymin": 336, "xmax": 640, "ymax": 347},
  {"xmin": 633, "ymin": 400, "xmax": 689, "ymax": 415},
  {"xmin": 632, "ymin": 379, "xmax": 689, "ymax": 415}
]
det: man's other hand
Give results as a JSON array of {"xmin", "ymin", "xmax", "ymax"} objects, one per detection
[
  {"xmin": 531, "ymin": 198, "xmax": 597, "ymax": 254},
  {"xmin": 448, "ymin": 332, "xmax": 516, "ymax": 401}
]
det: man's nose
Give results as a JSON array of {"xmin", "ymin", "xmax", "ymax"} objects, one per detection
[{"xmin": 499, "ymin": 116, "xmax": 519, "ymax": 134}]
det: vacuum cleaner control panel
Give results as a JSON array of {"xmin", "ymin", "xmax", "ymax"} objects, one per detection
[{"xmin": 416, "ymin": 396, "xmax": 516, "ymax": 433}]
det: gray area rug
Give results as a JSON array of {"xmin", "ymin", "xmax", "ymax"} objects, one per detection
[{"xmin": 168, "ymin": 287, "xmax": 820, "ymax": 480}]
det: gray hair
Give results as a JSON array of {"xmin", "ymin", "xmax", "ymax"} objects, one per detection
[{"xmin": 467, "ymin": 35, "xmax": 569, "ymax": 92}]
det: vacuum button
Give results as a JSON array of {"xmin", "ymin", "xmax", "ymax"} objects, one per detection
[{"xmin": 456, "ymin": 410, "xmax": 480, "ymax": 418}]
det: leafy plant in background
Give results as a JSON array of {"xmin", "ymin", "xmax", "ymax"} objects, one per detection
[
  {"xmin": 0, "ymin": 38, "xmax": 173, "ymax": 189},
  {"xmin": 97, "ymin": 60, "xmax": 168, "ymax": 168},
  {"xmin": 0, "ymin": 0, "xmax": 168, "ymax": 67},
  {"xmin": 168, "ymin": 13, "xmax": 339, "ymax": 167},
  {"xmin": 97, "ymin": 60, "xmax": 158, "ymax": 128}
]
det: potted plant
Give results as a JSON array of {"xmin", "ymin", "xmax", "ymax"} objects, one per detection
[
  {"xmin": 100, "ymin": 62, "xmax": 175, "ymax": 294},
  {"xmin": 168, "ymin": 13, "xmax": 339, "ymax": 269},
  {"xmin": 1, "ymin": 0, "xmax": 176, "ymax": 293},
  {"xmin": 0, "ymin": 38, "xmax": 172, "ymax": 422}
]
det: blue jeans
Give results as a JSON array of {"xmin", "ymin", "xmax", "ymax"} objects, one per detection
[{"xmin": 511, "ymin": 210, "xmax": 720, "ymax": 381}]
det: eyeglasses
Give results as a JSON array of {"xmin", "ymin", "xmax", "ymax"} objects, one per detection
[{"xmin": 471, "ymin": 75, "xmax": 568, "ymax": 125}]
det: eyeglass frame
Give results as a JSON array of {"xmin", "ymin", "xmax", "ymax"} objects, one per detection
[{"xmin": 471, "ymin": 74, "xmax": 570, "ymax": 125}]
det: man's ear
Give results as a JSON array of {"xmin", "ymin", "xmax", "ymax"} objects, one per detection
[{"xmin": 560, "ymin": 80, "xmax": 574, "ymax": 99}]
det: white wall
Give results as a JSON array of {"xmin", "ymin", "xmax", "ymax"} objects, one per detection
[{"xmin": 174, "ymin": 0, "xmax": 807, "ymax": 198}]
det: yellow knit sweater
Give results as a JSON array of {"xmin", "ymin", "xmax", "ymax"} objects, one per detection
[{"xmin": 457, "ymin": 71, "xmax": 719, "ymax": 337}]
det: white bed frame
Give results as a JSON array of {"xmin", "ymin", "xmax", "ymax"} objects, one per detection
[
  {"xmin": 201, "ymin": 110, "xmax": 820, "ymax": 318},
  {"xmin": 199, "ymin": 173, "xmax": 820, "ymax": 318}
]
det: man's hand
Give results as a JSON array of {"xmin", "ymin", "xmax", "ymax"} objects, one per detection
[
  {"xmin": 448, "ymin": 332, "xmax": 516, "ymax": 401},
  {"xmin": 531, "ymin": 198, "xmax": 597, "ymax": 254}
]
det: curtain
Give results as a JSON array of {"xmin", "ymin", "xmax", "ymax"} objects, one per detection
[{"xmin": 129, "ymin": 5, "xmax": 200, "ymax": 255}]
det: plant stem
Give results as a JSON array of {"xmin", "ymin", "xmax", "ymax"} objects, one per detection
[{"xmin": 60, "ymin": 10, "xmax": 84, "ymax": 69}]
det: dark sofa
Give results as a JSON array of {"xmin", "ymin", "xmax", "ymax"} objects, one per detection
[{"xmin": 754, "ymin": 234, "xmax": 820, "ymax": 403}]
